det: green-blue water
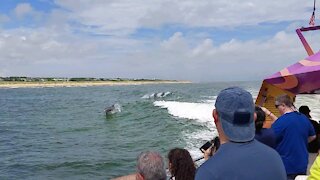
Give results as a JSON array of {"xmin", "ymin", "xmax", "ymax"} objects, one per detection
[{"xmin": 1, "ymin": 82, "xmax": 319, "ymax": 179}]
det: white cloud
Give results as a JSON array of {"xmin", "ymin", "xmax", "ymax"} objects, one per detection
[
  {"xmin": 1, "ymin": 0, "xmax": 319, "ymax": 81},
  {"xmin": 53, "ymin": 0, "xmax": 312, "ymax": 35},
  {"xmin": 192, "ymin": 39, "xmax": 214, "ymax": 57},
  {"xmin": 14, "ymin": 3, "xmax": 33, "ymax": 18},
  {"xmin": 1, "ymin": 23, "xmax": 319, "ymax": 81},
  {"xmin": 0, "ymin": 15, "xmax": 10, "ymax": 24},
  {"xmin": 161, "ymin": 32, "xmax": 188, "ymax": 51},
  {"xmin": 111, "ymin": 30, "xmax": 318, "ymax": 81}
]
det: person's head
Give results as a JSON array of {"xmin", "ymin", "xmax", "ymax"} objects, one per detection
[
  {"xmin": 275, "ymin": 94, "xmax": 294, "ymax": 115},
  {"xmin": 299, "ymin": 105, "xmax": 311, "ymax": 118},
  {"xmin": 136, "ymin": 151, "xmax": 166, "ymax": 180},
  {"xmin": 254, "ymin": 106, "xmax": 266, "ymax": 133},
  {"xmin": 212, "ymin": 87, "xmax": 255, "ymax": 143},
  {"xmin": 167, "ymin": 148, "xmax": 195, "ymax": 180}
]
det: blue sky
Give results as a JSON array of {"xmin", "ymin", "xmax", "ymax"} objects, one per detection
[{"xmin": 0, "ymin": 0, "xmax": 318, "ymax": 82}]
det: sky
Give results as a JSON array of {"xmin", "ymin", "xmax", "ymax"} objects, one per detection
[{"xmin": 0, "ymin": 0, "xmax": 319, "ymax": 82}]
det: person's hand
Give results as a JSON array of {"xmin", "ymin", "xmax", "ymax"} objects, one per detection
[
  {"xmin": 260, "ymin": 106, "xmax": 278, "ymax": 123},
  {"xmin": 201, "ymin": 146, "xmax": 212, "ymax": 160},
  {"xmin": 260, "ymin": 107, "xmax": 271, "ymax": 115},
  {"xmin": 201, "ymin": 145, "xmax": 216, "ymax": 160}
]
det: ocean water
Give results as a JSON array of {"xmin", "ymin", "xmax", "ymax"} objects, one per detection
[{"xmin": 1, "ymin": 81, "xmax": 320, "ymax": 179}]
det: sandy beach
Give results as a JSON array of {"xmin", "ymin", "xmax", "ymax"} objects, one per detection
[{"xmin": 0, "ymin": 80, "xmax": 191, "ymax": 88}]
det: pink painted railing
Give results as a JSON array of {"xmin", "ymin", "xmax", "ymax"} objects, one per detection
[{"xmin": 296, "ymin": 25, "xmax": 320, "ymax": 56}]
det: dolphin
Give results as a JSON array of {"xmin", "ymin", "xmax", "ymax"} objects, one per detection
[
  {"xmin": 105, "ymin": 103, "xmax": 121, "ymax": 116},
  {"xmin": 141, "ymin": 92, "xmax": 172, "ymax": 99}
]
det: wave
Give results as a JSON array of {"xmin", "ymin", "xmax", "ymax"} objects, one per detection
[
  {"xmin": 153, "ymin": 100, "xmax": 217, "ymax": 162},
  {"xmin": 184, "ymin": 129, "xmax": 218, "ymax": 164},
  {"xmin": 153, "ymin": 101, "xmax": 214, "ymax": 124}
]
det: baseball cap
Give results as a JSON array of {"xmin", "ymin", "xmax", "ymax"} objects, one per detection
[{"xmin": 215, "ymin": 87, "xmax": 255, "ymax": 142}]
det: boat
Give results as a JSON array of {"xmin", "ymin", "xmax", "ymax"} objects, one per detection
[{"xmin": 255, "ymin": 25, "xmax": 320, "ymax": 127}]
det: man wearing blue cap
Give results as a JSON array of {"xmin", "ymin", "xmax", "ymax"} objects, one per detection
[{"xmin": 195, "ymin": 87, "xmax": 286, "ymax": 180}]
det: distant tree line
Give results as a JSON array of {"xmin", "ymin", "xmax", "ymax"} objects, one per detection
[{"xmin": 0, "ymin": 76, "xmax": 171, "ymax": 82}]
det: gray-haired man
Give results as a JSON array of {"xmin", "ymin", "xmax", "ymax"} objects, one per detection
[
  {"xmin": 136, "ymin": 151, "xmax": 166, "ymax": 180},
  {"xmin": 113, "ymin": 151, "xmax": 166, "ymax": 180}
]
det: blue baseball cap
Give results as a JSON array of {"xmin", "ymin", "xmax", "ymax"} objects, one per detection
[{"xmin": 215, "ymin": 87, "xmax": 255, "ymax": 142}]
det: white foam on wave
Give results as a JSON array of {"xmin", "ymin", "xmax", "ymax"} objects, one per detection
[
  {"xmin": 296, "ymin": 94, "xmax": 320, "ymax": 122},
  {"xmin": 183, "ymin": 129, "xmax": 218, "ymax": 160},
  {"xmin": 154, "ymin": 100, "xmax": 217, "ymax": 161},
  {"xmin": 154, "ymin": 101, "xmax": 214, "ymax": 123},
  {"xmin": 201, "ymin": 94, "xmax": 257, "ymax": 103},
  {"xmin": 201, "ymin": 96, "xmax": 217, "ymax": 104}
]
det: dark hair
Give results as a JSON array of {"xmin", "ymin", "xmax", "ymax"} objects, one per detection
[
  {"xmin": 299, "ymin": 105, "xmax": 311, "ymax": 118},
  {"xmin": 255, "ymin": 106, "xmax": 266, "ymax": 133},
  {"xmin": 137, "ymin": 151, "xmax": 166, "ymax": 180},
  {"xmin": 168, "ymin": 148, "xmax": 195, "ymax": 180}
]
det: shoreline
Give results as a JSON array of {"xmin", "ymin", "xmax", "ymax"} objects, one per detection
[{"xmin": 0, "ymin": 80, "xmax": 191, "ymax": 88}]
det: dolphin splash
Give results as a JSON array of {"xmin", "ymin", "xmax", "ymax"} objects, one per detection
[
  {"xmin": 105, "ymin": 103, "xmax": 121, "ymax": 116},
  {"xmin": 142, "ymin": 92, "xmax": 172, "ymax": 99}
]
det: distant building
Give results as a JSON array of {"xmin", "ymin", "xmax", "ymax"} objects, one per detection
[{"xmin": 53, "ymin": 78, "xmax": 68, "ymax": 81}]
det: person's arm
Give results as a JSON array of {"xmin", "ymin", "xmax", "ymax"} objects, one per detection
[
  {"xmin": 308, "ymin": 120, "xmax": 317, "ymax": 143},
  {"xmin": 260, "ymin": 107, "xmax": 278, "ymax": 124}
]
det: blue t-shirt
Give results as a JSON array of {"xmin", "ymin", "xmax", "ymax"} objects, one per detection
[
  {"xmin": 195, "ymin": 140, "xmax": 286, "ymax": 180},
  {"xmin": 255, "ymin": 128, "xmax": 277, "ymax": 148},
  {"xmin": 272, "ymin": 111, "xmax": 315, "ymax": 175}
]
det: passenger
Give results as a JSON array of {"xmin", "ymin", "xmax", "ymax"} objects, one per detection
[
  {"xmin": 136, "ymin": 151, "xmax": 166, "ymax": 180},
  {"xmin": 113, "ymin": 151, "xmax": 166, "ymax": 180},
  {"xmin": 272, "ymin": 95, "xmax": 316, "ymax": 179},
  {"xmin": 254, "ymin": 106, "xmax": 277, "ymax": 148},
  {"xmin": 195, "ymin": 87, "xmax": 286, "ymax": 180},
  {"xmin": 308, "ymin": 155, "xmax": 320, "ymax": 180},
  {"xmin": 299, "ymin": 105, "xmax": 320, "ymax": 153},
  {"xmin": 167, "ymin": 148, "xmax": 196, "ymax": 180}
]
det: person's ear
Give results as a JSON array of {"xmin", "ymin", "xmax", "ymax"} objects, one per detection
[
  {"xmin": 254, "ymin": 112, "xmax": 257, "ymax": 121},
  {"xmin": 212, "ymin": 109, "xmax": 219, "ymax": 123}
]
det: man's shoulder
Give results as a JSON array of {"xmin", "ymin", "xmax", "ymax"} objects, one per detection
[
  {"xmin": 273, "ymin": 112, "xmax": 307, "ymax": 126},
  {"xmin": 196, "ymin": 141, "xmax": 285, "ymax": 180},
  {"xmin": 254, "ymin": 141, "xmax": 278, "ymax": 154},
  {"xmin": 196, "ymin": 145, "xmax": 233, "ymax": 176},
  {"xmin": 271, "ymin": 117, "xmax": 285, "ymax": 130},
  {"xmin": 273, "ymin": 114, "xmax": 288, "ymax": 125},
  {"xmin": 196, "ymin": 157, "xmax": 219, "ymax": 180},
  {"xmin": 242, "ymin": 141, "xmax": 282, "ymax": 163},
  {"xmin": 199, "ymin": 152, "xmax": 225, "ymax": 168},
  {"xmin": 246, "ymin": 141, "xmax": 284, "ymax": 171}
]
